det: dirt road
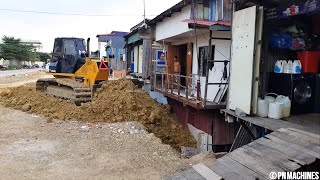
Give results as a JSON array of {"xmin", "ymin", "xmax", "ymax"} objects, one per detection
[
  {"xmin": 0, "ymin": 106, "xmax": 195, "ymax": 179},
  {"xmin": 0, "ymin": 71, "xmax": 213, "ymax": 179},
  {"xmin": 0, "ymin": 68, "xmax": 42, "ymax": 78},
  {"xmin": 0, "ymin": 71, "xmax": 52, "ymax": 88}
]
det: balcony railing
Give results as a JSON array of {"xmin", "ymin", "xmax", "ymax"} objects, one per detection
[{"xmin": 152, "ymin": 72, "xmax": 226, "ymax": 109}]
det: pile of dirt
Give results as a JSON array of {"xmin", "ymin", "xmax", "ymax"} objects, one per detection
[{"xmin": 0, "ymin": 79, "xmax": 196, "ymax": 149}]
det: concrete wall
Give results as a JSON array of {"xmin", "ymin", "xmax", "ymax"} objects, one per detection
[
  {"xmin": 155, "ymin": 5, "xmax": 191, "ymax": 41},
  {"xmin": 191, "ymin": 31, "xmax": 231, "ymax": 75},
  {"xmin": 169, "ymin": 30, "xmax": 231, "ymax": 101},
  {"xmin": 98, "ymin": 42, "xmax": 107, "ymax": 59},
  {"xmin": 0, "ymin": 59, "xmax": 37, "ymax": 67},
  {"xmin": 169, "ymin": 30, "xmax": 231, "ymax": 75},
  {"xmin": 188, "ymin": 123, "xmax": 213, "ymax": 152}
]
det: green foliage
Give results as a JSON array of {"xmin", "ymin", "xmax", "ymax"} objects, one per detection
[
  {"xmin": 37, "ymin": 52, "xmax": 51, "ymax": 62},
  {"xmin": 0, "ymin": 36, "xmax": 34, "ymax": 61}
]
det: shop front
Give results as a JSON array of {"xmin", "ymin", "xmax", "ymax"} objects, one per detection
[{"xmin": 224, "ymin": 0, "xmax": 320, "ymax": 150}]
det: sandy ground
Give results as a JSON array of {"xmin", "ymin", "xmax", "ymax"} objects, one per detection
[
  {"xmin": 0, "ymin": 68, "xmax": 42, "ymax": 78},
  {"xmin": 0, "ymin": 70, "xmax": 52, "ymax": 88},
  {"xmin": 0, "ymin": 71, "xmax": 214, "ymax": 179},
  {"xmin": 0, "ymin": 107, "xmax": 195, "ymax": 179}
]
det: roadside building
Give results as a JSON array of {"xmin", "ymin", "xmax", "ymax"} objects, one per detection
[
  {"xmin": 146, "ymin": 0, "xmax": 234, "ymax": 151},
  {"xmin": 124, "ymin": 19, "xmax": 153, "ymax": 79},
  {"xmin": 21, "ymin": 39, "xmax": 43, "ymax": 52},
  {"xmin": 96, "ymin": 31, "xmax": 128, "ymax": 77}
]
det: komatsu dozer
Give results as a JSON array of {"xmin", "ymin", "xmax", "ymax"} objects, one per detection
[{"xmin": 36, "ymin": 37, "xmax": 109, "ymax": 105}]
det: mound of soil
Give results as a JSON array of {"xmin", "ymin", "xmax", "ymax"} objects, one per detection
[{"xmin": 0, "ymin": 79, "xmax": 196, "ymax": 149}]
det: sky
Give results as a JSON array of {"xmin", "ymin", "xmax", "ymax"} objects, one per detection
[{"xmin": 0, "ymin": 0, "xmax": 181, "ymax": 52}]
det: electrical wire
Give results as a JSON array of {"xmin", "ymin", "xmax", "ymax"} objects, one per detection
[{"xmin": 0, "ymin": 8, "xmax": 156, "ymax": 17}]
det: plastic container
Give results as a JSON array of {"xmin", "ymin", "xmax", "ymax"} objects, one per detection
[
  {"xmin": 292, "ymin": 60, "xmax": 302, "ymax": 74},
  {"xmin": 283, "ymin": 61, "xmax": 289, "ymax": 73},
  {"xmin": 297, "ymin": 51, "xmax": 320, "ymax": 73},
  {"xmin": 275, "ymin": 95, "xmax": 291, "ymax": 117},
  {"xmin": 265, "ymin": 96, "xmax": 276, "ymax": 103},
  {"xmin": 283, "ymin": 60, "xmax": 294, "ymax": 74},
  {"xmin": 268, "ymin": 102, "xmax": 283, "ymax": 119},
  {"xmin": 257, "ymin": 99, "xmax": 269, "ymax": 117},
  {"xmin": 274, "ymin": 60, "xmax": 284, "ymax": 73}
]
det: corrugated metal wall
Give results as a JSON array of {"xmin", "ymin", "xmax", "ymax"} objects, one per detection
[
  {"xmin": 134, "ymin": 46, "xmax": 139, "ymax": 73},
  {"xmin": 169, "ymin": 99, "xmax": 235, "ymax": 145},
  {"xmin": 138, "ymin": 45, "xmax": 143, "ymax": 73},
  {"xmin": 142, "ymin": 39, "xmax": 152, "ymax": 79}
]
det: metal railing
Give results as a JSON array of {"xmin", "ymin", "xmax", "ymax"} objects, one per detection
[
  {"xmin": 152, "ymin": 71, "xmax": 230, "ymax": 108},
  {"xmin": 152, "ymin": 72, "xmax": 202, "ymax": 105}
]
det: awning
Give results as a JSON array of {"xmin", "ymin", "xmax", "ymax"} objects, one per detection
[
  {"xmin": 182, "ymin": 19, "xmax": 231, "ymax": 27},
  {"xmin": 209, "ymin": 24, "xmax": 231, "ymax": 31}
]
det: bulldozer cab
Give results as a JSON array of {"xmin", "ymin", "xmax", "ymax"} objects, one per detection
[{"xmin": 51, "ymin": 38, "xmax": 86, "ymax": 73}]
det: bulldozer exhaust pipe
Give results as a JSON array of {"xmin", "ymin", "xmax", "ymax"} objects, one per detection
[{"xmin": 87, "ymin": 38, "xmax": 90, "ymax": 57}]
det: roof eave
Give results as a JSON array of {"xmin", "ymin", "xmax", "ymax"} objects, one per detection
[{"xmin": 148, "ymin": 0, "xmax": 191, "ymax": 26}]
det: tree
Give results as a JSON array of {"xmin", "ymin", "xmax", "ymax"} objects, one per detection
[
  {"xmin": 0, "ymin": 36, "xmax": 34, "ymax": 61},
  {"xmin": 37, "ymin": 52, "xmax": 51, "ymax": 62}
]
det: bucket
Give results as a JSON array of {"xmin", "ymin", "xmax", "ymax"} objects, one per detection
[
  {"xmin": 265, "ymin": 96, "xmax": 276, "ymax": 103},
  {"xmin": 264, "ymin": 92, "xmax": 278, "ymax": 103},
  {"xmin": 297, "ymin": 51, "xmax": 320, "ymax": 73},
  {"xmin": 257, "ymin": 99, "xmax": 269, "ymax": 117},
  {"xmin": 268, "ymin": 102, "xmax": 283, "ymax": 119}
]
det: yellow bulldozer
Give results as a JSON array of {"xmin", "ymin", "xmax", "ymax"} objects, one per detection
[{"xmin": 36, "ymin": 37, "xmax": 109, "ymax": 105}]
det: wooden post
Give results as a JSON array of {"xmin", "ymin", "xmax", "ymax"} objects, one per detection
[
  {"xmin": 153, "ymin": 73, "xmax": 156, "ymax": 91},
  {"xmin": 186, "ymin": 77, "xmax": 189, "ymax": 103},
  {"xmin": 204, "ymin": 30, "xmax": 213, "ymax": 106},
  {"xmin": 187, "ymin": 42, "xmax": 193, "ymax": 77},
  {"xmin": 171, "ymin": 74, "xmax": 173, "ymax": 94},
  {"xmin": 178, "ymin": 74, "xmax": 180, "ymax": 99},
  {"xmin": 165, "ymin": 73, "xmax": 168, "ymax": 93},
  {"xmin": 197, "ymin": 79, "xmax": 200, "ymax": 103},
  {"xmin": 161, "ymin": 73, "xmax": 164, "ymax": 93}
]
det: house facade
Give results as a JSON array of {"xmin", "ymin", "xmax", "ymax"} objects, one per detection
[
  {"xmin": 145, "ymin": 0, "xmax": 235, "ymax": 151},
  {"xmin": 124, "ymin": 19, "xmax": 153, "ymax": 79},
  {"xmin": 21, "ymin": 39, "xmax": 43, "ymax": 52},
  {"xmin": 96, "ymin": 31, "xmax": 128, "ymax": 77}
]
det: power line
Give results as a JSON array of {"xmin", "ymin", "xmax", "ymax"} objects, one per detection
[{"xmin": 0, "ymin": 8, "xmax": 156, "ymax": 17}]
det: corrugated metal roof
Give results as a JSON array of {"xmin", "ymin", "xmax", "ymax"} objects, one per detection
[
  {"xmin": 96, "ymin": 31, "xmax": 128, "ymax": 48},
  {"xmin": 97, "ymin": 36, "xmax": 126, "ymax": 49},
  {"xmin": 96, "ymin": 31, "xmax": 128, "ymax": 37},
  {"xmin": 130, "ymin": 19, "xmax": 150, "ymax": 32}
]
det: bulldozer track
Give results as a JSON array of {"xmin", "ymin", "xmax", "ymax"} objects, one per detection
[{"xmin": 36, "ymin": 78, "xmax": 92, "ymax": 105}]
